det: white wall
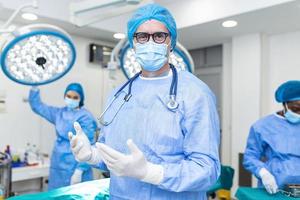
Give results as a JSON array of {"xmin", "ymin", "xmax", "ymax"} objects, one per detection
[
  {"xmin": 221, "ymin": 42, "xmax": 232, "ymax": 166},
  {"xmin": 267, "ymin": 31, "xmax": 300, "ymax": 113},
  {"xmin": 230, "ymin": 34, "xmax": 262, "ymax": 192},
  {"xmin": 0, "ymin": 34, "xmax": 126, "ymax": 156}
]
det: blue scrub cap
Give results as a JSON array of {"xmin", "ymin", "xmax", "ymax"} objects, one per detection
[
  {"xmin": 127, "ymin": 3, "xmax": 177, "ymax": 50},
  {"xmin": 64, "ymin": 83, "xmax": 85, "ymax": 107},
  {"xmin": 275, "ymin": 80, "xmax": 300, "ymax": 103}
]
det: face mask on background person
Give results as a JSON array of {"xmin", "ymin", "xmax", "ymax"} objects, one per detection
[
  {"xmin": 284, "ymin": 108, "xmax": 300, "ymax": 124},
  {"xmin": 65, "ymin": 97, "xmax": 80, "ymax": 109}
]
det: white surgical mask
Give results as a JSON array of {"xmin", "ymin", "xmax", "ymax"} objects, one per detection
[
  {"xmin": 135, "ymin": 41, "xmax": 168, "ymax": 71},
  {"xmin": 64, "ymin": 97, "xmax": 80, "ymax": 109}
]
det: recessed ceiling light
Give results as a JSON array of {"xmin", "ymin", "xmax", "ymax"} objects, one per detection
[
  {"xmin": 113, "ymin": 33, "xmax": 125, "ymax": 39},
  {"xmin": 22, "ymin": 13, "xmax": 38, "ymax": 21},
  {"xmin": 222, "ymin": 20, "xmax": 238, "ymax": 28}
]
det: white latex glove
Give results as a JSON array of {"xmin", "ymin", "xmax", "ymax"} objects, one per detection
[
  {"xmin": 70, "ymin": 169, "xmax": 83, "ymax": 185},
  {"xmin": 259, "ymin": 168, "xmax": 278, "ymax": 194},
  {"xmin": 68, "ymin": 122, "xmax": 102, "ymax": 165},
  {"xmin": 98, "ymin": 139, "xmax": 164, "ymax": 185}
]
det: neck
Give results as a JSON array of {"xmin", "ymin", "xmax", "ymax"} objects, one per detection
[
  {"xmin": 277, "ymin": 110, "xmax": 286, "ymax": 117},
  {"xmin": 141, "ymin": 63, "xmax": 170, "ymax": 77}
]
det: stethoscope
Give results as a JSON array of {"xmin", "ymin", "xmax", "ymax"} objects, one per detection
[{"xmin": 98, "ymin": 64, "xmax": 179, "ymax": 126}]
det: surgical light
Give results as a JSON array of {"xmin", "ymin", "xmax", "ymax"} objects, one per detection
[
  {"xmin": 1, "ymin": 24, "xmax": 76, "ymax": 85},
  {"xmin": 0, "ymin": 0, "xmax": 76, "ymax": 86}
]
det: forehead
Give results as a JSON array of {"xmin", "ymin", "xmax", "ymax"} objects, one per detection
[
  {"xmin": 66, "ymin": 90, "xmax": 80, "ymax": 97},
  {"xmin": 136, "ymin": 19, "xmax": 169, "ymax": 33}
]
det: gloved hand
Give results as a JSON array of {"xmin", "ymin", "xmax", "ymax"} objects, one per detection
[
  {"xmin": 70, "ymin": 169, "xmax": 83, "ymax": 185},
  {"xmin": 259, "ymin": 168, "xmax": 278, "ymax": 194},
  {"xmin": 68, "ymin": 122, "xmax": 102, "ymax": 165},
  {"xmin": 98, "ymin": 139, "xmax": 164, "ymax": 185}
]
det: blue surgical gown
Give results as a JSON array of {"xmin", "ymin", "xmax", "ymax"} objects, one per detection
[
  {"xmin": 29, "ymin": 89, "xmax": 98, "ymax": 190},
  {"xmin": 96, "ymin": 70, "xmax": 221, "ymax": 200},
  {"xmin": 243, "ymin": 114, "xmax": 300, "ymax": 188}
]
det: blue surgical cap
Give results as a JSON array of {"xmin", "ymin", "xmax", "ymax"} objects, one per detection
[
  {"xmin": 275, "ymin": 80, "xmax": 300, "ymax": 103},
  {"xmin": 127, "ymin": 3, "xmax": 177, "ymax": 50},
  {"xmin": 64, "ymin": 83, "xmax": 85, "ymax": 107}
]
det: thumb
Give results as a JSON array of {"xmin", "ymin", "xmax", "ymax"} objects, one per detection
[
  {"xmin": 74, "ymin": 122, "xmax": 83, "ymax": 135},
  {"xmin": 127, "ymin": 139, "xmax": 141, "ymax": 155},
  {"xmin": 68, "ymin": 132, "xmax": 74, "ymax": 140}
]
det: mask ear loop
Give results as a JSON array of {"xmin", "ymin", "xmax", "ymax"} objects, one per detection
[
  {"xmin": 283, "ymin": 102, "xmax": 289, "ymax": 113},
  {"xmin": 165, "ymin": 40, "xmax": 172, "ymax": 58}
]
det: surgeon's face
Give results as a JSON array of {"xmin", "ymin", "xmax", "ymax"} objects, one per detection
[
  {"xmin": 285, "ymin": 100, "xmax": 300, "ymax": 114},
  {"xmin": 65, "ymin": 90, "xmax": 80, "ymax": 101},
  {"xmin": 135, "ymin": 19, "xmax": 171, "ymax": 49}
]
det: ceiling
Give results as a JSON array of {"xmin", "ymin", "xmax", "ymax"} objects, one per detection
[
  {"xmin": 0, "ymin": 0, "xmax": 299, "ymax": 49},
  {"xmin": 179, "ymin": 0, "xmax": 300, "ymax": 49}
]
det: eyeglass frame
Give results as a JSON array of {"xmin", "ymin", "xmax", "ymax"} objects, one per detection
[{"xmin": 134, "ymin": 32, "xmax": 169, "ymax": 44}]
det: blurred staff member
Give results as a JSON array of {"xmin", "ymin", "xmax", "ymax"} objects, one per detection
[
  {"xmin": 29, "ymin": 83, "xmax": 97, "ymax": 190},
  {"xmin": 244, "ymin": 80, "xmax": 300, "ymax": 194}
]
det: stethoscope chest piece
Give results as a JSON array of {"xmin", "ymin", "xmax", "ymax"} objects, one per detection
[{"xmin": 167, "ymin": 94, "xmax": 179, "ymax": 111}]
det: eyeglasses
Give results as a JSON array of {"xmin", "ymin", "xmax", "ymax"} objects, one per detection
[{"xmin": 134, "ymin": 32, "xmax": 169, "ymax": 44}]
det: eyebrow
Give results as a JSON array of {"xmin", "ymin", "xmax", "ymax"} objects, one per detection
[{"xmin": 67, "ymin": 94, "xmax": 79, "ymax": 97}]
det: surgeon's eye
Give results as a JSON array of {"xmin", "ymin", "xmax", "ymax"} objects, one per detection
[
  {"xmin": 66, "ymin": 94, "xmax": 79, "ymax": 100},
  {"xmin": 153, "ymin": 32, "xmax": 169, "ymax": 43},
  {"xmin": 134, "ymin": 32, "xmax": 149, "ymax": 44},
  {"xmin": 287, "ymin": 102, "xmax": 300, "ymax": 114}
]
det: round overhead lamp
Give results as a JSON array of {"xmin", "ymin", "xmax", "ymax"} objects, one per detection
[{"xmin": 1, "ymin": 24, "xmax": 76, "ymax": 86}]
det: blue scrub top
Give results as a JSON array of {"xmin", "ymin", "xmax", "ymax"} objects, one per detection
[
  {"xmin": 244, "ymin": 113, "xmax": 300, "ymax": 188},
  {"xmin": 96, "ymin": 70, "xmax": 221, "ymax": 200},
  {"xmin": 29, "ymin": 89, "xmax": 98, "ymax": 190}
]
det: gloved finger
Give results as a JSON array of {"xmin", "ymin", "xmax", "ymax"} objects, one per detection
[
  {"xmin": 105, "ymin": 162, "xmax": 113, "ymax": 171},
  {"xmin": 271, "ymin": 185, "xmax": 278, "ymax": 194},
  {"xmin": 68, "ymin": 132, "xmax": 74, "ymax": 140},
  {"xmin": 126, "ymin": 139, "xmax": 142, "ymax": 155},
  {"xmin": 98, "ymin": 147, "xmax": 117, "ymax": 165},
  {"xmin": 101, "ymin": 158, "xmax": 116, "ymax": 171},
  {"xmin": 106, "ymin": 163, "xmax": 121, "ymax": 176},
  {"xmin": 102, "ymin": 158, "xmax": 114, "ymax": 168},
  {"xmin": 70, "ymin": 136, "xmax": 78, "ymax": 148},
  {"xmin": 74, "ymin": 122, "xmax": 83, "ymax": 135},
  {"xmin": 106, "ymin": 166, "xmax": 120, "ymax": 176},
  {"xmin": 72, "ymin": 141, "xmax": 83, "ymax": 154},
  {"xmin": 98, "ymin": 143, "xmax": 124, "ymax": 160},
  {"xmin": 112, "ymin": 170, "xmax": 123, "ymax": 177},
  {"xmin": 265, "ymin": 186, "xmax": 271, "ymax": 194},
  {"xmin": 265, "ymin": 185, "xmax": 273, "ymax": 194}
]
